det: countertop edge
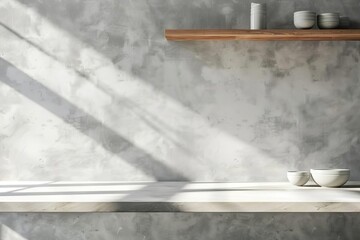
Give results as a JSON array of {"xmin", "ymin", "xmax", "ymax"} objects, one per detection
[{"xmin": 1, "ymin": 202, "xmax": 359, "ymax": 213}]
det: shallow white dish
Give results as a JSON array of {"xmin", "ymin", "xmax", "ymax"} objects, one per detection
[
  {"xmin": 287, "ymin": 171, "xmax": 310, "ymax": 186},
  {"xmin": 311, "ymin": 169, "xmax": 350, "ymax": 187}
]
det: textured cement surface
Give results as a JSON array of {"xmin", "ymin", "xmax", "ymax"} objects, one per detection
[
  {"xmin": 0, "ymin": 1, "xmax": 360, "ymax": 182},
  {"xmin": 0, "ymin": 0, "xmax": 360, "ymax": 239},
  {"xmin": 0, "ymin": 213, "xmax": 359, "ymax": 240}
]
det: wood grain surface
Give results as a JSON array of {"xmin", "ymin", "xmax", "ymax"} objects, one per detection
[{"xmin": 165, "ymin": 29, "xmax": 360, "ymax": 41}]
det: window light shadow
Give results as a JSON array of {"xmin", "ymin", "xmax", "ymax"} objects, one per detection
[
  {"xmin": 0, "ymin": 181, "xmax": 189, "ymax": 202},
  {"xmin": 0, "ymin": 182, "xmax": 153, "ymax": 188},
  {"xmin": 0, "ymin": 58, "xmax": 188, "ymax": 181},
  {"xmin": 0, "ymin": 225, "xmax": 27, "ymax": 240},
  {"xmin": 0, "ymin": 0, "xmax": 290, "ymax": 181},
  {"xmin": 0, "ymin": 20, "xmax": 195, "ymax": 159},
  {"xmin": 0, "ymin": 21, "xmax": 89, "ymax": 80}
]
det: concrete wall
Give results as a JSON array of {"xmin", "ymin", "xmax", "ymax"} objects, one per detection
[
  {"xmin": 0, "ymin": 213, "xmax": 359, "ymax": 240},
  {"xmin": 0, "ymin": 0, "xmax": 360, "ymax": 182},
  {"xmin": 1, "ymin": 1, "xmax": 360, "ymax": 239}
]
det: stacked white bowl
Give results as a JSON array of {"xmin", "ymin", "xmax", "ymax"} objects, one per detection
[
  {"xmin": 251, "ymin": 3, "xmax": 266, "ymax": 29},
  {"xmin": 294, "ymin": 11, "xmax": 316, "ymax": 29},
  {"xmin": 317, "ymin": 13, "xmax": 340, "ymax": 29}
]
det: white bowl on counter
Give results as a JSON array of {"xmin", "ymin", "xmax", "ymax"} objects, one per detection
[
  {"xmin": 287, "ymin": 171, "xmax": 310, "ymax": 186},
  {"xmin": 310, "ymin": 169, "xmax": 350, "ymax": 187}
]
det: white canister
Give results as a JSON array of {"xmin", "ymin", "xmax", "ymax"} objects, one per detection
[{"xmin": 251, "ymin": 3, "xmax": 266, "ymax": 29}]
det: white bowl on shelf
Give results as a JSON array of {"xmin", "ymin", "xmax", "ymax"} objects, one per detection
[
  {"xmin": 310, "ymin": 169, "xmax": 350, "ymax": 187},
  {"xmin": 294, "ymin": 11, "xmax": 316, "ymax": 29},
  {"xmin": 318, "ymin": 21, "xmax": 340, "ymax": 29},
  {"xmin": 294, "ymin": 19, "xmax": 316, "ymax": 29},
  {"xmin": 318, "ymin": 13, "xmax": 339, "ymax": 16},
  {"xmin": 317, "ymin": 13, "xmax": 340, "ymax": 29},
  {"xmin": 294, "ymin": 11, "xmax": 316, "ymax": 16},
  {"xmin": 287, "ymin": 171, "xmax": 310, "ymax": 186}
]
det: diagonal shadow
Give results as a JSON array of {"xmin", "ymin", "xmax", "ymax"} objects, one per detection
[
  {"xmin": 0, "ymin": 181, "xmax": 188, "ymax": 202},
  {"xmin": 0, "ymin": 21, "xmax": 194, "ymax": 158},
  {"xmin": 3, "ymin": 0, "xmax": 292, "ymax": 176},
  {"xmin": 7, "ymin": 0, "xmax": 360, "ymax": 184},
  {"xmin": 0, "ymin": 190, "xmax": 139, "ymax": 196},
  {"xmin": 1, "ymin": 224, "xmax": 28, "ymax": 240},
  {"xmin": 0, "ymin": 21, "xmax": 89, "ymax": 80},
  {"xmin": 0, "ymin": 182, "xmax": 151, "ymax": 188},
  {"xmin": 0, "ymin": 20, "xmax": 190, "ymax": 199},
  {"xmin": 0, "ymin": 58, "xmax": 188, "ymax": 181},
  {"xmin": 2, "ymin": 181, "xmax": 55, "ymax": 195}
]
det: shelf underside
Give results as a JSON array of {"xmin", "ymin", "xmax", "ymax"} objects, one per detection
[{"xmin": 165, "ymin": 29, "xmax": 360, "ymax": 41}]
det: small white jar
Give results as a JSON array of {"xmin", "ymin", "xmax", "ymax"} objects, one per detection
[{"xmin": 251, "ymin": 3, "xmax": 267, "ymax": 29}]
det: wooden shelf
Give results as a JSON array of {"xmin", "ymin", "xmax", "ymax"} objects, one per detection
[{"xmin": 165, "ymin": 29, "xmax": 360, "ymax": 41}]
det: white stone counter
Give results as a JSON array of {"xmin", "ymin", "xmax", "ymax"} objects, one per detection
[{"xmin": 0, "ymin": 181, "xmax": 359, "ymax": 212}]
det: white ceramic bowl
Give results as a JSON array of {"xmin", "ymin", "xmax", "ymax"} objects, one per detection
[
  {"xmin": 320, "ymin": 15, "xmax": 339, "ymax": 18},
  {"xmin": 318, "ymin": 13, "xmax": 339, "ymax": 16},
  {"xmin": 294, "ymin": 11, "xmax": 316, "ymax": 15},
  {"xmin": 294, "ymin": 12, "xmax": 316, "ymax": 29},
  {"xmin": 318, "ymin": 21, "xmax": 339, "ymax": 29},
  {"xmin": 310, "ymin": 169, "xmax": 350, "ymax": 187},
  {"xmin": 317, "ymin": 13, "xmax": 339, "ymax": 29},
  {"xmin": 294, "ymin": 14, "xmax": 316, "ymax": 19},
  {"xmin": 294, "ymin": 19, "xmax": 316, "ymax": 29},
  {"xmin": 287, "ymin": 171, "xmax": 310, "ymax": 186}
]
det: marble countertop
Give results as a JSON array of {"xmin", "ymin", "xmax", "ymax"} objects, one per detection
[{"xmin": 0, "ymin": 181, "xmax": 359, "ymax": 212}]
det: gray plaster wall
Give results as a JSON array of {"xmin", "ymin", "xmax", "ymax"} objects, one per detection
[
  {"xmin": 0, "ymin": 0, "xmax": 360, "ymax": 181},
  {"xmin": 0, "ymin": 213, "xmax": 359, "ymax": 240}
]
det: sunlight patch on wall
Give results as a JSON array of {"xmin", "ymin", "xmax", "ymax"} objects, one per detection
[
  {"xmin": 0, "ymin": 225, "xmax": 27, "ymax": 240},
  {"xmin": 0, "ymin": 0, "xmax": 284, "ymax": 180}
]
